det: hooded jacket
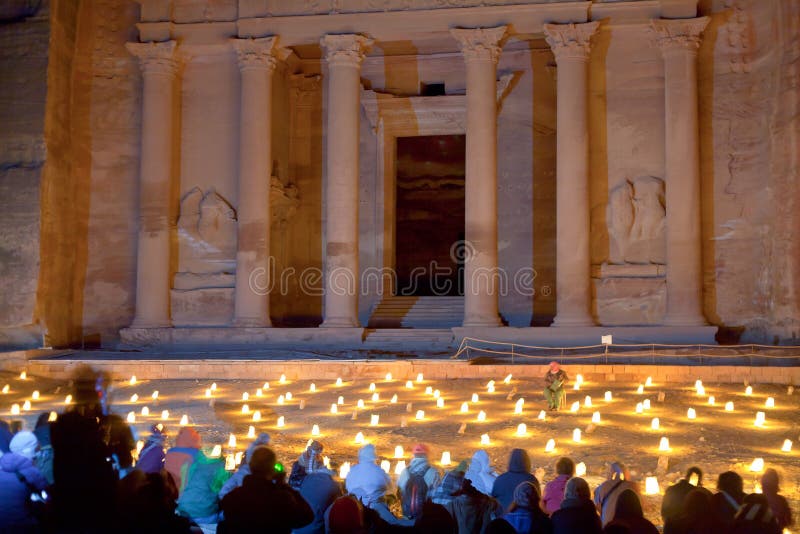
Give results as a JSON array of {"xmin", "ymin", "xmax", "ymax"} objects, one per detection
[
  {"xmin": 345, "ymin": 444, "xmax": 395, "ymax": 506},
  {"xmin": 465, "ymin": 450, "xmax": 498, "ymax": 496},
  {"xmin": 542, "ymin": 474, "xmax": 571, "ymax": 514},
  {"xmin": 604, "ymin": 489, "xmax": 659, "ymax": 534},
  {"xmin": 397, "ymin": 455, "xmax": 441, "ymax": 495},
  {"xmin": 294, "ymin": 470, "xmax": 344, "ymax": 534},
  {"xmin": 0, "ymin": 452, "xmax": 48, "ymax": 528},
  {"xmin": 165, "ymin": 427, "xmax": 201, "ymax": 492},
  {"xmin": 176, "ymin": 452, "xmax": 230, "ymax": 519},
  {"xmin": 491, "ymin": 449, "xmax": 538, "ymax": 512},
  {"xmin": 218, "ymin": 435, "xmax": 271, "ymax": 500},
  {"xmin": 551, "ymin": 479, "xmax": 601, "ymax": 534}
]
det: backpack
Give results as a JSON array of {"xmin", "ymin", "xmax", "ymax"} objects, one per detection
[{"xmin": 402, "ymin": 464, "xmax": 430, "ymax": 519}]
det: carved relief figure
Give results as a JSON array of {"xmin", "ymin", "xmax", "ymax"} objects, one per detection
[
  {"xmin": 607, "ymin": 176, "xmax": 666, "ymax": 265},
  {"xmin": 177, "ymin": 187, "xmax": 237, "ymax": 275}
]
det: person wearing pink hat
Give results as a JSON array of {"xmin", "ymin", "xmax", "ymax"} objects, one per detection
[
  {"xmin": 397, "ymin": 443, "xmax": 441, "ymax": 519},
  {"xmin": 544, "ymin": 361, "xmax": 568, "ymax": 411}
]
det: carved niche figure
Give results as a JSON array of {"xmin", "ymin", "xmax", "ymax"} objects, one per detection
[
  {"xmin": 177, "ymin": 187, "xmax": 237, "ymax": 275},
  {"xmin": 607, "ymin": 176, "xmax": 666, "ymax": 265}
]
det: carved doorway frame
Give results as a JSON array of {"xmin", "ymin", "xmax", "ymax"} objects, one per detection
[{"xmin": 361, "ymin": 89, "xmax": 466, "ymax": 297}]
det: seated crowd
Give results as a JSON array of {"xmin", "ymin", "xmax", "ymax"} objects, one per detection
[{"xmin": 0, "ymin": 371, "xmax": 793, "ymax": 533}]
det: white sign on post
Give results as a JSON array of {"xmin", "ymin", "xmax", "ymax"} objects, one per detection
[{"xmin": 601, "ymin": 335, "xmax": 613, "ymax": 345}]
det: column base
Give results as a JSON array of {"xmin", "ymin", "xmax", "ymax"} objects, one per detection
[
  {"xmin": 131, "ymin": 318, "xmax": 171, "ymax": 329},
  {"xmin": 663, "ymin": 314, "xmax": 707, "ymax": 327},
  {"xmin": 551, "ymin": 313, "xmax": 595, "ymax": 327},
  {"xmin": 320, "ymin": 317, "xmax": 361, "ymax": 328},
  {"xmin": 233, "ymin": 317, "xmax": 272, "ymax": 328},
  {"xmin": 462, "ymin": 314, "xmax": 502, "ymax": 328}
]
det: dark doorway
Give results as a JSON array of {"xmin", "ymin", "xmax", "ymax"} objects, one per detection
[{"xmin": 395, "ymin": 134, "xmax": 465, "ymax": 296}]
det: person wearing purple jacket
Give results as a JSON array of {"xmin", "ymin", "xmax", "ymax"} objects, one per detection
[
  {"xmin": 136, "ymin": 423, "xmax": 168, "ymax": 474},
  {"xmin": 542, "ymin": 457, "xmax": 574, "ymax": 515},
  {"xmin": 0, "ymin": 431, "xmax": 48, "ymax": 530}
]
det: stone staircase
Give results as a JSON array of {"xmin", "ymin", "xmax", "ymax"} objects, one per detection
[
  {"xmin": 367, "ymin": 295, "xmax": 464, "ymax": 328},
  {"xmin": 362, "ymin": 328, "xmax": 455, "ymax": 350}
]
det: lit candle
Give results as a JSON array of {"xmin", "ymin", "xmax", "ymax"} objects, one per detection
[
  {"xmin": 441, "ymin": 451, "xmax": 451, "ymax": 465},
  {"xmin": 285, "ymin": 392, "xmax": 293, "ymax": 401},
  {"xmin": 405, "ymin": 381, "xmax": 413, "ymax": 389},
  {"xmin": 310, "ymin": 383, "xmax": 316, "ymax": 393},
  {"xmin": 161, "ymin": 410, "xmax": 169, "ymax": 420},
  {"xmin": 503, "ymin": 374, "xmax": 512, "ymax": 384},
  {"xmin": 210, "ymin": 383, "xmax": 217, "ymax": 391},
  {"xmin": 472, "ymin": 393, "xmax": 479, "ymax": 403},
  {"xmin": 460, "ymin": 402, "xmax": 469, "ymax": 413},
  {"xmin": 247, "ymin": 426, "xmax": 255, "ymax": 439},
  {"xmin": 395, "ymin": 445, "xmax": 404, "ymax": 458},
  {"xmin": 643, "ymin": 399, "xmax": 651, "ymax": 410},
  {"xmin": 127, "ymin": 412, "xmax": 136, "ymax": 423},
  {"xmin": 369, "ymin": 383, "xmax": 376, "ymax": 392},
  {"xmin": 390, "ymin": 394, "xmax": 398, "ymax": 404},
  {"xmin": 755, "ymin": 411, "xmax": 766, "ymax": 427},
  {"xmin": 224, "ymin": 454, "xmax": 235, "ymax": 471},
  {"xmin": 545, "ymin": 439, "xmax": 555, "ymax": 452},
  {"xmin": 277, "ymin": 416, "xmax": 285, "ymax": 428},
  {"xmin": 697, "ymin": 384, "xmax": 705, "ymax": 396},
  {"xmin": 357, "ymin": 399, "xmax": 365, "ymax": 409},
  {"xmin": 385, "ymin": 373, "xmax": 392, "ymax": 381},
  {"xmin": 576, "ymin": 462, "xmax": 587, "ymax": 476},
  {"xmin": 339, "ymin": 462, "xmax": 351, "ymax": 479},
  {"xmin": 371, "ymin": 393, "xmax": 380, "ymax": 402},
  {"xmin": 749, "ymin": 457, "xmax": 764, "ymax": 472},
  {"xmin": 380, "ymin": 460, "xmax": 391, "ymax": 473},
  {"xmin": 205, "ymin": 389, "xmax": 212, "ymax": 398},
  {"xmin": 725, "ymin": 401, "xmax": 734, "ymax": 412},
  {"xmin": 636, "ymin": 403, "xmax": 643, "ymax": 414},
  {"xmin": 658, "ymin": 437, "xmax": 670, "ymax": 451},
  {"xmin": 151, "ymin": 390, "xmax": 159, "ymax": 399},
  {"xmin": 394, "ymin": 460, "xmax": 406, "ymax": 475},
  {"xmin": 10, "ymin": 404, "xmax": 20, "ymax": 415},
  {"xmin": 604, "ymin": 391, "xmax": 612, "ymax": 402},
  {"xmin": 425, "ymin": 386, "xmax": 433, "ymax": 395},
  {"xmin": 279, "ymin": 374, "xmax": 286, "ymax": 384},
  {"xmin": 765, "ymin": 397, "xmax": 775, "ymax": 408},
  {"xmin": 179, "ymin": 414, "xmax": 188, "ymax": 425},
  {"xmin": 433, "ymin": 389, "xmax": 440, "ymax": 399},
  {"xmin": 370, "ymin": 414, "xmax": 379, "ymax": 426},
  {"xmin": 781, "ymin": 439, "xmax": 792, "ymax": 452},
  {"xmin": 1, "ymin": 385, "xmax": 8, "ymax": 394},
  {"xmin": 516, "ymin": 423, "xmax": 527, "ymax": 436},
  {"xmin": 576, "ymin": 374, "xmax": 584, "ymax": 385},
  {"xmin": 32, "ymin": 390, "xmax": 40, "ymax": 400},
  {"xmin": 514, "ymin": 398, "xmax": 524, "ymax": 414},
  {"xmin": 592, "ymin": 411, "xmax": 601, "ymax": 423},
  {"xmin": 242, "ymin": 392, "xmax": 249, "ymax": 401},
  {"xmin": 312, "ymin": 424, "xmax": 320, "ymax": 436},
  {"xmin": 584, "ymin": 396, "xmax": 592, "ymax": 408},
  {"xmin": 480, "ymin": 433, "xmax": 490, "ymax": 445},
  {"xmin": 572, "ymin": 428, "xmax": 581, "ymax": 442},
  {"xmin": 573, "ymin": 382, "xmax": 580, "ymax": 391},
  {"xmin": 337, "ymin": 396, "xmax": 344, "ymax": 405},
  {"xmin": 651, "ymin": 417, "xmax": 660, "ymax": 430},
  {"xmin": 477, "ymin": 410, "xmax": 486, "ymax": 422},
  {"xmin": 645, "ymin": 476, "xmax": 660, "ymax": 495},
  {"xmin": 645, "ymin": 376, "xmax": 653, "ymax": 387},
  {"xmin": 228, "ymin": 434, "xmax": 236, "ymax": 448},
  {"xmin": 22, "ymin": 400, "xmax": 31, "ymax": 411},
  {"xmin": 278, "ymin": 395, "xmax": 285, "ymax": 405},
  {"xmin": 436, "ymin": 398, "xmax": 444, "ymax": 408},
  {"xmin": 416, "ymin": 410, "xmax": 425, "ymax": 420},
  {"xmin": 48, "ymin": 411, "xmax": 57, "ymax": 422},
  {"xmin": 745, "ymin": 385, "xmax": 753, "ymax": 396},
  {"xmin": 538, "ymin": 410, "xmax": 546, "ymax": 420},
  {"xmin": 637, "ymin": 384, "xmax": 644, "ymax": 394},
  {"xmin": 141, "ymin": 406, "xmax": 150, "ymax": 416},
  {"xmin": 241, "ymin": 404, "xmax": 250, "ymax": 414},
  {"xmin": 354, "ymin": 432, "xmax": 365, "ymax": 444},
  {"xmin": 211, "ymin": 445, "xmax": 222, "ymax": 457},
  {"xmin": 687, "ymin": 408, "xmax": 696, "ymax": 420},
  {"xmin": 256, "ymin": 388, "xmax": 263, "ymax": 397},
  {"xmin": 330, "ymin": 404, "xmax": 338, "ymax": 414},
  {"xmin": 570, "ymin": 401, "xmax": 579, "ymax": 413},
  {"xmin": 708, "ymin": 396, "xmax": 715, "ymax": 405},
  {"xmin": 417, "ymin": 373, "xmax": 424, "ymax": 383},
  {"xmin": 252, "ymin": 410, "xmax": 261, "ymax": 422},
  {"xmin": 129, "ymin": 375, "xmax": 136, "ymax": 385},
  {"xmin": 487, "ymin": 384, "xmax": 495, "ymax": 393},
  {"xmin": 336, "ymin": 378, "xmax": 343, "ymax": 387}
]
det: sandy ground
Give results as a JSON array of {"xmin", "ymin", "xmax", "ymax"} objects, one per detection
[{"xmin": 2, "ymin": 370, "xmax": 798, "ymax": 529}]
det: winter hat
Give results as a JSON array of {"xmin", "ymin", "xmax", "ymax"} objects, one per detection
[
  {"xmin": 244, "ymin": 433, "xmax": 271, "ymax": 464},
  {"xmin": 10, "ymin": 431, "xmax": 38, "ymax": 459},
  {"xmin": 328, "ymin": 496, "xmax": 365, "ymax": 534},
  {"xmin": 513, "ymin": 480, "xmax": 540, "ymax": 508},
  {"xmin": 412, "ymin": 443, "xmax": 429, "ymax": 456},
  {"xmin": 564, "ymin": 477, "xmax": 591, "ymax": 501},
  {"xmin": 358, "ymin": 443, "xmax": 377, "ymax": 463}
]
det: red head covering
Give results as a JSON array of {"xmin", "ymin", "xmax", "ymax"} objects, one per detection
[
  {"xmin": 549, "ymin": 361, "xmax": 560, "ymax": 372},
  {"xmin": 412, "ymin": 443, "xmax": 430, "ymax": 456}
]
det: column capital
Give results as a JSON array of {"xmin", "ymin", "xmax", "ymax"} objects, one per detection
[
  {"xmin": 543, "ymin": 21, "xmax": 599, "ymax": 62},
  {"xmin": 650, "ymin": 17, "xmax": 710, "ymax": 55},
  {"xmin": 126, "ymin": 40, "xmax": 178, "ymax": 76},
  {"xmin": 321, "ymin": 34, "xmax": 374, "ymax": 68},
  {"xmin": 231, "ymin": 36, "xmax": 290, "ymax": 72},
  {"xmin": 450, "ymin": 26, "xmax": 507, "ymax": 64}
]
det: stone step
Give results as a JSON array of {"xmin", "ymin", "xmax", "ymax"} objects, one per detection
[{"xmin": 367, "ymin": 296, "xmax": 464, "ymax": 328}]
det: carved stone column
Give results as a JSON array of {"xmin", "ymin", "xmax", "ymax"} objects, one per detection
[
  {"xmin": 230, "ymin": 37, "xmax": 281, "ymax": 327},
  {"xmin": 320, "ymin": 34, "xmax": 373, "ymax": 327},
  {"xmin": 126, "ymin": 41, "xmax": 178, "ymax": 328},
  {"xmin": 544, "ymin": 22, "xmax": 599, "ymax": 327},
  {"xmin": 451, "ymin": 26, "xmax": 506, "ymax": 327},
  {"xmin": 651, "ymin": 17, "xmax": 709, "ymax": 326}
]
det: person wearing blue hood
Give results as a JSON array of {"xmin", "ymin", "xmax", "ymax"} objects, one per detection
[
  {"xmin": 0, "ymin": 431, "xmax": 48, "ymax": 530},
  {"xmin": 294, "ymin": 445, "xmax": 344, "ymax": 534},
  {"xmin": 491, "ymin": 448, "xmax": 539, "ymax": 512},
  {"xmin": 346, "ymin": 444, "xmax": 412, "ymax": 527}
]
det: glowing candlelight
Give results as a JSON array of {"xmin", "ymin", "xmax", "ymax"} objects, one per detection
[
  {"xmin": 279, "ymin": 374, "xmax": 286, "ymax": 384},
  {"xmin": 781, "ymin": 439, "xmax": 792, "ymax": 452},
  {"xmin": 256, "ymin": 388, "xmax": 263, "ymax": 397},
  {"xmin": 241, "ymin": 404, "xmax": 250, "ymax": 414},
  {"xmin": 278, "ymin": 395, "xmax": 285, "ymax": 405},
  {"xmin": 697, "ymin": 385, "xmax": 705, "ymax": 396},
  {"xmin": 277, "ymin": 416, "xmax": 285, "ymax": 428},
  {"xmin": 252, "ymin": 410, "xmax": 261, "ymax": 422},
  {"xmin": 141, "ymin": 406, "xmax": 150, "ymax": 416},
  {"xmin": 242, "ymin": 392, "xmax": 249, "ymax": 401},
  {"xmin": 651, "ymin": 417, "xmax": 660, "ymax": 430},
  {"xmin": 205, "ymin": 389, "xmax": 212, "ymax": 398},
  {"xmin": 659, "ymin": 437, "xmax": 670, "ymax": 451},
  {"xmin": 637, "ymin": 384, "xmax": 644, "ymax": 394},
  {"xmin": 395, "ymin": 445, "xmax": 404, "ymax": 458},
  {"xmin": 436, "ymin": 398, "xmax": 444, "ymax": 408},
  {"xmin": 643, "ymin": 399, "xmax": 651, "ymax": 410},
  {"xmin": 48, "ymin": 411, "xmax": 57, "ymax": 422},
  {"xmin": 151, "ymin": 390, "xmax": 158, "ymax": 400},
  {"xmin": 573, "ymin": 428, "xmax": 582, "ymax": 442},
  {"xmin": 129, "ymin": 375, "xmax": 136, "ymax": 385},
  {"xmin": 416, "ymin": 410, "xmax": 425, "ymax": 420},
  {"xmin": 561, "ymin": 461, "xmax": 579, "ymax": 479},
  {"xmin": 32, "ymin": 390, "xmax": 40, "ymax": 400},
  {"xmin": 211, "ymin": 445, "xmax": 222, "ymax": 457},
  {"xmin": 604, "ymin": 391, "xmax": 612, "ymax": 402},
  {"xmin": 224, "ymin": 454, "xmax": 235, "ymax": 471},
  {"xmin": 514, "ymin": 398, "xmax": 524, "ymax": 414},
  {"xmin": 570, "ymin": 401, "xmax": 579, "ymax": 413},
  {"xmin": 472, "ymin": 393, "xmax": 479, "ymax": 403},
  {"xmin": 22, "ymin": 400, "xmax": 31, "ymax": 411},
  {"xmin": 1, "ymin": 385, "xmax": 8, "ymax": 394},
  {"xmin": 369, "ymin": 383, "xmax": 376, "ymax": 392},
  {"xmin": 417, "ymin": 373, "xmax": 424, "ymax": 383},
  {"xmin": 584, "ymin": 396, "xmax": 592, "ymax": 408},
  {"xmin": 687, "ymin": 408, "xmax": 696, "ymax": 420},
  {"xmin": 516, "ymin": 423, "xmax": 527, "ymax": 436},
  {"xmin": 645, "ymin": 376, "xmax": 653, "ymax": 387},
  {"xmin": 339, "ymin": 462, "xmax": 351, "ymax": 479},
  {"xmin": 503, "ymin": 374, "xmax": 512, "ymax": 384},
  {"xmin": 331, "ymin": 404, "xmax": 338, "ymax": 414},
  {"xmin": 65, "ymin": 394, "xmax": 72, "ymax": 404},
  {"xmin": 179, "ymin": 414, "xmax": 188, "ymax": 425},
  {"xmin": 755, "ymin": 411, "xmax": 766, "ymax": 427},
  {"xmin": 405, "ymin": 381, "xmax": 413, "ymax": 389},
  {"xmin": 336, "ymin": 378, "xmax": 343, "ymax": 387},
  {"xmin": 576, "ymin": 374, "xmax": 584, "ymax": 385},
  {"xmin": 460, "ymin": 402, "xmax": 469, "ymax": 413},
  {"xmin": 19, "ymin": 371, "xmax": 27, "ymax": 380},
  {"xmin": 480, "ymin": 433, "xmax": 490, "ymax": 445},
  {"xmin": 380, "ymin": 460, "xmax": 391, "ymax": 473},
  {"xmin": 486, "ymin": 380, "xmax": 495, "ymax": 389},
  {"xmin": 725, "ymin": 401, "xmax": 734, "ymax": 412},
  {"xmin": 708, "ymin": 396, "xmax": 715, "ymax": 405},
  {"xmin": 477, "ymin": 410, "xmax": 486, "ymax": 422},
  {"xmin": 285, "ymin": 392, "xmax": 292, "ymax": 401},
  {"xmin": 228, "ymin": 434, "xmax": 236, "ymax": 448},
  {"xmin": 10, "ymin": 404, "xmax": 20, "ymax": 415},
  {"xmin": 636, "ymin": 403, "xmax": 644, "ymax": 414},
  {"xmin": 645, "ymin": 476, "xmax": 660, "ymax": 495},
  {"xmin": 370, "ymin": 414, "xmax": 379, "ymax": 426},
  {"xmin": 695, "ymin": 379, "xmax": 702, "ymax": 389},
  {"xmin": 385, "ymin": 373, "xmax": 392, "ymax": 381},
  {"xmin": 337, "ymin": 396, "xmax": 344, "ymax": 405},
  {"xmin": 538, "ymin": 410, "xmax": 546, "ymax": 420},
  {"xmin": 592, "ymin": 411, "xmax": 601, "ymax": 423},
  {"xmin": 126, "ymin": 412, "xmax": 136, "ymax": 423},
  {"xmin": 394, "ymin": 460, "xmax": 406, "ymax": 475},
  {"xmin": 749, "ymin": 457, "xmax": 764, "ymax": 472},
  {"xmin": 745, "ymin": 386, "xmax": 753, "ymax": 396},
  {"xmin": 765, "ymin": 397, "xmax": 775, "ymax": 408},
  {"xmin": 487, "ymin": 384, "xmax": 495, "ymax": 393},
  {"xmin": 357, "ymin": 399, "xmax": 365, "ymax": 409},
  {"xmin": 545, "ymin": 439, "xmax": 555, "ymax": 452},
  {"xmin": 311, "ymin": 424, "xmax": 320, "ymax": 436},
  {"xmin": 424, "ymin": 386, "xmax": 432, "ymax": 396},
  {"xmin": 390, "ymin": 394, "xmax": 398, "ymax": 404},
  {"xmin": 263, "ymin": 382, "xmax": 269, "ymax": 390},
  {"xmin": 573, "ymin": 382, "xmax": 580, "ymax": 391},
  {"xmin": 354, "ymin": 432, "xmax": 365, "ymax": 444},
  {"xmin": 247, "ymin": 426, "xmax": 255, "ymax": 439},
  {"xmin": 433, "ymin": 390, "xmax": 441, "ymax": 399},
  {"xmin": 371, "ymin": 393, "xmax": 380, "ymax": 402},
  {"xmin": 161, "ymin": 410, "xmax": 169, "ymax": 420},
  {"xmin": 441, "ymin": 451, "xmax": 451, "ymax": 465}
]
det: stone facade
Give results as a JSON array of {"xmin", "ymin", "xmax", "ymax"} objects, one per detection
[{"xmin": 0, "ymin": 0, "xmax": 797, "ymax": 347}]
